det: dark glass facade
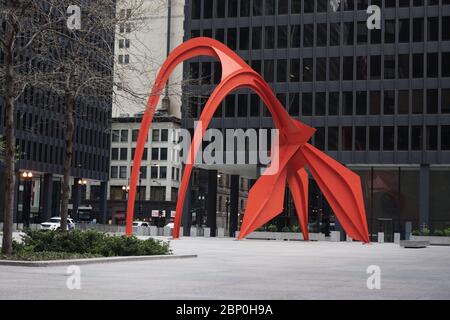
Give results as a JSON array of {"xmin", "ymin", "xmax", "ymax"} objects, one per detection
[{"xmin": 183, "ymin": 0, "xmax": 450, "ymax": 239}]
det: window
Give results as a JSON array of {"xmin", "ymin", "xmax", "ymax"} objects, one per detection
[
  {"xmin": 385, "ymin": 20, "xmax": 395, "ymax": 43},
  {"xmin": 132, "ymin": 129, "xmax": 139, "ymax": 142},
  {"xmin": 161, "ymin": 129, "xmax": 168, "ymax": 142},
  {"xmin": 413, "ymin": 54, "xmax": 424, "ymax": 78},
  {"xmin": 140, "ymin": 166, "xmax": 147, "ymax": 179},
  {"xmin": 237, "ymin": 94, "xmax": 248, "ymax": 117},
  {"xmin": 442, "ymin": 126, "xmax": 450, "ymax": 150},
  {"xmin": 151, "ymin": 166, "xmax": 158, "ymax": 179},
  {"xmin": 344, "ymin": 22, "xmax": 354, "ymax": 45},
  {"xmin": 384, "ymin": 55, "xmax": 395, "ymax": 79},
  {"xmin": 344, "ymin": 0, "xmax": 354, "ymax": 9},
  {"xmin": 412, "ymin": 126, "xmax": 423, "ymax": 150},
  {"xmin": 443, "ymin": 17, "xmax": 450, "ymax": 41},
  {"xmin": 250, "ymin": 94, "xmax": 260, "ymax": 116},
  {"xmin": 304, "ymin": 0, "xmax": 314, "ymax": 12},
  {"xmin": 383, "ymin": 127, "xmax": 394, "ymax": 150},
  {"xmin": 427, "ymin": 53, "xmax": 438, "ymax": 78},
  {"xmin": 277, "ymin": 59, "xmax": 287, "ymax": 82},
  {"xmin": 290, "ymin": 59, "xmax": 300, "ymax": 82},
  {"xmin": 317, "ymin": 24, "xmax": 327, "ymax": 46},
  {"xmin": 342, "ymin": 127, "xmax": 352, "ymax": 151},
  {"xmin": 342, "ymin": 92, "xmax": 353, "ymax": 115},
  {"xmin": 240, "ymin": 0, "xmax": 250, "ymax": 16},
  {"xmin": 302, "ymin": 93, "xmax": 312, "ymax": 116},
  {"xmin": 356, "ymin": 91, "xmax": 367, "ymax": 115},
  {"xmin": 120, "ymin": 130, "xmax": 128, "ymax": 142},
  {"xmin": 330, "ymin": 23, "xmax": 340, "ymax": 46},
  {"xmin": 119, "ymin": 166, "xmax": 127, "ymax": 179},
  {"xmin": 253, "ymin": 0, "xmax": 263, "ymax": 15},
  {"xmin": 398, "ymin": 54, "xmax": 409, "ymax": 79},
  {"xmin": 343, "ymin": 57, "xmax": 353, "ymax": 81},
  {"xmin": 110, "ymin": 166, "xmax": 118, "ymax": 178},
  {"xmin": 275, "ymin": 25, "xmax": 287, "ymax": 48},
  {"xmin": 369, "ymin": 127, "xmax": 381, "ymax": 150},
  {"xmin": 398, "ymin": 126, "xmax": 409, "ymax": 151},
  {"xmin": 399, "ymin": 19, "xmax": 410, "ymax": 42},
  {"xmin": 252, "ymin": 27, "xmax": 262, "ymax": 49},
  {"xmin": 150, "ymin": 186, "xmax": 165, "ymax": 201},
  {"xmin": 316, "ymin": 58, "xmax": 326, "ymax": 81},
  {"xmin": 112, "ymin": 130, "xmax": 120, "ymax": 142},
  {"xmin": 355, "ymin": 127, "xmax": 366, "ymax": 151},
  {"xmin": 191, "ymin": 0, "xmax": 201, "ymax": 19},
  {"xmin": 111, "ymin": 148, "xmax": 119, "ymax": 160},
  {"xmin": 265, "ymin": 26, "xmax": 275, "ymax": 49},
  {"xmin": 329, "ymin": 57, "xmax": 340, "ymax": 81},
  {"xmin": 317, "ymin": 0, "xmax": 328, "ymax": 12},
  {"xmin": 292, "ymin": 0, "xmax": 301, "ymax": 13},
  {"xmin": 357, "ymin": 21, "xmax": 367, "ymax": 44},
  {"xmin": 412, "ymin": 90, "xmax": 423, "ymax": 114},
  {"xmin": 160, "ymin": 148, "xmax": 168, "ymax": 161},
  {"xmin": 266, "ymin": 0, "xmax": 275, "ymax": 15},
  {"xmin": 240, "ymin": 27, "xmax": 249, "ymax": 50},
  {"xmin": 443, "ymin": 53, "xmax": 450, "ymax": 77},
  {"xmin": 159, "ymin": 166, "xmax": 167, "ymax": 179},
  {"xmin": 278, "ymin": 0, "xmax": 288, "ymax": 14},
  {"xmin": 370, "ymin": 91, "xmax": 381, "ymax": 115},
  {"xmin": 413, "ymin": 18, "xmax": 424, "ymax": 42},
  {"xmin": 357, "ymin": 56, "xmax": 368, "ymax": 80},
  {"xmin": 215, "ymin": 28, "xmax": 224, "ymax": 43},
  {"xmin": 442, "ymin": 89, "xmax": 450, "ymax": 113},
  {"xmin": 328, "ymin": 92, "xmax": 339, "ymax": 115},
  {"xmin": 371, "ymin": 56, "xmax": 381, "ymax": 80},
  {"xmin": 426, "ymin": 126, "xmax": 438, "ymax": 150},
  {"xmin": 119, "ymin": 148, "xmax": 127, "ymax": 160},
  {"xmin": 316, "ymin": 92, "xmax": 326, "ymax": 116},
  {"xmin": 291, "ymin": 25, "xmax": 301, "ymax": 48},
  {"xmin": 152, "ymin": 129, "xmax": 159, "ymax": 142},
  {"xmin": 384, "ymin": 91, "xmax": 395, "ymax": 115},
  {"xmin": 151, "ymin": 148, "xmax": 159, "ymax": 160},
  {"xmin": 304, "ymin": 24, "xmax": 314, "ymax": 47},
  {"xmin": 427, "ymin": 17, "xmax": 438, "ymax": 41},
  {"xmin": 217, "ymin": 0, "xmax": 225, "ymax": 17},
  {"xmin": 303, "ymin": 58, "xmax": 313, "ymax": 82},
  {"xmin": 315, "ymin": 127, "xmax": 325, "ymax": 150},
  {"xmin": 289, "ymin": 93, "xmax": 300, "ymax": 116},
  {"xmin": 398, "ymin": 90, "xmax": 410, "ymax": 114},
  {"xmin": 228, "ymin": 0, "xmax": 238, "ymax": 17},
  {"xmin": 225, "ymin": 95, "xmax": 235, "ymax": 117},
  {"xmin": 328, "ymin": 127, "xmax": 338, "ymax": 151},
  {"xmin": 227, "ymin": 28, "xmax": 237, "ymax": 50}
]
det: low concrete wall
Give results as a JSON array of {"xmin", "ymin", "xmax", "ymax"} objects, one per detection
[{"xmin": 410, "ymin": 235, "xmax": 450, "ymax": 246}]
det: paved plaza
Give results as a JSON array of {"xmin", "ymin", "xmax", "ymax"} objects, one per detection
[{"xmin": 0, "ymin": 237, "xmax": 449, "ymax": 299}]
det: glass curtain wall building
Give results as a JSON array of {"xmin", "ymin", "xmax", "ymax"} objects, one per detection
[{"xmin": 183, "ymin": 0, "xmax": 450, "ymax": 239}]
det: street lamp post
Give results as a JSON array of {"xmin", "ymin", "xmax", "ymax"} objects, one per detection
[
  {"xmin": 197, "ymin": 193, "xmax": 205, "ymax": 227},
  {"xmin": 22, "ymin": 171, "xmax": 33, "ymax": 228},
  {"xmin": 76, "ymin": 179, "xmax": 87, "ymax": 221},
  {"xmin": 225, "ymin": 199, "xmax": 230, "ymax": 236}
]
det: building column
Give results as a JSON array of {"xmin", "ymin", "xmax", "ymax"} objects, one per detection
[
  {"xmin": 181, "ymin": 174, "xmax": 192, "ymax": 236},
  {"xmin": 206, "ymin": 170, "xmax": 218, "ymax": 236},
  {"xmin": 229, "ymin": 175, "xmax": 239, "ymax": 237},
  {"xmin": 419, "ymin": 164, "xmax": 430, "ymax": 229},
  {"xmin": 99, "ymin": 181, "xmax": 108, "ymax": 224},
  {"xmin": 52, "ymin": 180, "xmax": 61, "ymax": 217},
  {"xmin": 40, "ymin": 173, "xmax": 53, "ymax": 223}
]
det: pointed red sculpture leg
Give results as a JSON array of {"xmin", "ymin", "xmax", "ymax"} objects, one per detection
[
  {"xmin": 287, "ymin": 165, "xmax": 309, "ymax": 240},
  {"xmin": 238, "ymin": 168, "xmax": 287, "ymax": 239},
  {"xmin": 299, "ymin": 143, "xmax": 370, "ymax": 243}
]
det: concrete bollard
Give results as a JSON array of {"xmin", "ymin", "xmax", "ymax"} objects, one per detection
[
  {"xmin": 190, "ymin": 226, "xmax": 197, "ymax": 237},
  {"xmin": 150, "ymin": 226, "xmax": 157, "ymax": 236},
  {"xmin": 394, "ymin": 233, "xmax": 401, "ymax": 244},
  {"xmin": 217, "ymin": 228, "xmax": 225, "ymax": 238},
  {"xmin": 163, "ymin": 227, "xmax": 171, "ymax": 236},
  {"xmin": 346, "ymin": 235, "xmax": 352, "ymax": 242},
  {"xmin": 235, "ymin": 231, "xmax": 240, "ymax": 238},
  {"xmin": 179, "ymin": 227, "xmax": 183, "ymax": 237},
  {"xmin": 378, "ymin": 232, "xmax": 384, "ymax": 243},
  {"xmin": 204, "ymin": 227, "xmax": 211, "ymax": 237},
  {"xmin": 330, "ymin": 231, "xmax": 340, "ymax": 242}
]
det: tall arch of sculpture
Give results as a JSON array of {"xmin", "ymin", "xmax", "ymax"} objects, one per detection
[{"xmin": 126, "ymin": 37, "xmax": 370, "ymax": 243}]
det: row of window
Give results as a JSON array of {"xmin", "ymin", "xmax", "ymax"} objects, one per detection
[
  {"xmin": 111, "ymin": 147, "xmax": 170, "ymax": 161},
  {"xmin": 110, "ymin": 165, "xmax": 180, "ymax": 180},
  {"xmin": 111, "ymin": 128, "xmax": 170, "ymax": 143},
  {"xmin": 311, "ymin": 125, "xmax": 450, "ymax": 151},
  {"xmin": 191, "ymin": 0, "xmax": 449, "ymax": 20},
  {"xmin": 189, "ymin": 89, "xmax": 450, "ymax": 118},
  {"xmin": 190, "ymin": 52, "xmax": 450, "ymax": 85},
  {"xmin": 192, "ymin": 17, "xmax": 450, "ymax": 50}
]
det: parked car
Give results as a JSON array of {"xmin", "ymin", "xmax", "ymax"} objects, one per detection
[
  {"xmin": 133, "ymin": 221, "xmax": 150, "ymax": 227},
  {"xmin": 40, "ymin": 217, "xmax": 76, "ymax": 230},
  {"xmin": 164, "ymin": 222, "xmax": 174, "ymax": 229}
]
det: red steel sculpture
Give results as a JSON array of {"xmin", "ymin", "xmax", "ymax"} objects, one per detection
[{"xmin": 125, "ymin": 37, "xmax": 370, "ymax": 243}]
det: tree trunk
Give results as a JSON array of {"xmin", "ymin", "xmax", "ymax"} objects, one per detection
[
  {"xmin": 60, "ymin": 90, "xmax": 75, "ymax": 232},
  {"xmin": 1, "ymin": 12, "xmax": 16, "ymax": 255}
]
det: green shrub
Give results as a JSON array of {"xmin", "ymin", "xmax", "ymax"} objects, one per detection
[
  {"xmin": 432, "ymin": 229, "xmax": 444, "ymax": 236},
  {"xmin": 444, "ymin": 228, "xmax": 450, "ymax": 237},
  {"xmin": 291, "ymin": 225, "xmax": 300, "ymax": 233},
  {"xmin": 267, "ymin": 224, "xmax": 278, "ymax": 232},
  {"xmin": 420, "ymin": 228, "xmax": 431, "ymax": 236},
  {"xmin": 281, "ymin": 226, "xmax": 290, "ymax": 233},
  {"xmin": 9, "ymin": 229, "xmax": 172, "ymax": 260},
  {"xmin": 412, "ymin": 229, "xmax": 420, "ymax": 236}
]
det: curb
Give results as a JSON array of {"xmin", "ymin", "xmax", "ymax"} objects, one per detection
[{"xmin": 0, "ymin": 254, "xmax": 197, "ymax": 267}]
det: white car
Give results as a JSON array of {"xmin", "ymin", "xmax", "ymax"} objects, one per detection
[
  {"xmin": 133, "ymin": 221, "xmax": 150, "ymax": 227},
  {"xmin": 164, "ymin": 222, "xmax": 174, "ymax": 229},
  {"xmin": 40, "ymin": 217, "xmax": 76, "ymax": 230}
]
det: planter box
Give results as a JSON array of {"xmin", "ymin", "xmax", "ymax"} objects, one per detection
[{"xmin": 410, "ymin": 235, "xmax": 450, "ymax": 246}]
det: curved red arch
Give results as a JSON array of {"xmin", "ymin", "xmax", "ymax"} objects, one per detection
[{"xmin": 126, "ymin": 37, "xmax": 370, "ymax": 243}]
